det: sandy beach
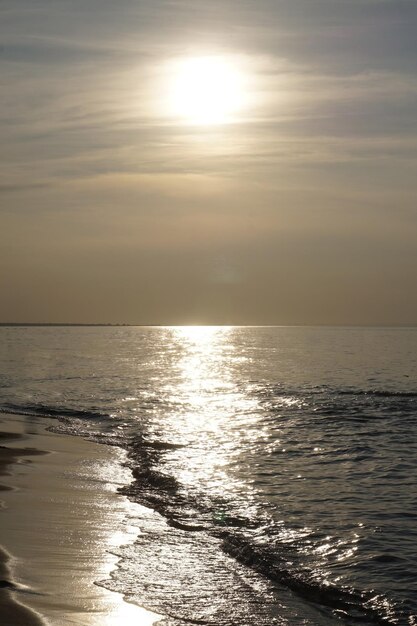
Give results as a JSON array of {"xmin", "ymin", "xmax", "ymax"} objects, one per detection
[{"xmin": 0, "ymin": 413, "xmax": 160, "ymax": 626}]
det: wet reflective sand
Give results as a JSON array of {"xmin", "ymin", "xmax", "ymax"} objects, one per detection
[{"xmin": 0, "ymin": 413, "xmax": 160, "ymax": 626}]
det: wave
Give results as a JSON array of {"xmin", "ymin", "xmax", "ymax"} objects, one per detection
[
  {"xmin": 2, "ymin": 395, "xmax": 414, "ymax": 624},
  {"xmin": 0, "ymin": 401, "xmax": 110, "ymax": 423},
  {"xmin": 255, "ymin": 382, "xmax": 417, "ymax": 398},
  {"xmin": 218, "ymin": 531, "xmax": 400, "ymax": 625},
  {"xmin": 257, "ymin": 385, "xmax": 417, "ymax": 423},
  {"xmin": 337, "ymin": 389, "xmax": 417, "ymax": 398},
  {"xmin": 121, "ymin": 434, "xmax": 406, "ymax": 626}
]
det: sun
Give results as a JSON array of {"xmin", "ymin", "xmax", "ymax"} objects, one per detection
[{"xmin": 168, "ymin": 56, "xmax": 246, "ymax": 125}]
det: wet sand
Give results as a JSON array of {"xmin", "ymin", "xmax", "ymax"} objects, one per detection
[
  {"xmin": 0, "ymin": 413, "xmax": 161, "ymax": 626},
  {"xmin": 0, "ymin": 544, "xmax": 45, "ymax": 626}
]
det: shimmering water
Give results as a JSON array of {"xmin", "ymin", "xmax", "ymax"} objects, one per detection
[{"xmin": 1, "ymin": 326, "xmax": 416, "ymax": 625}]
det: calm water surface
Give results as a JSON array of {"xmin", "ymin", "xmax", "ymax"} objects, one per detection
[{"xmin": 1, "ymin": 326, "xmax": 416, "ymax": 626}]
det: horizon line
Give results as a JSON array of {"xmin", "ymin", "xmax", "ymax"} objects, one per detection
[{"xmin": 1, "ymin": 323, "xmax": 416, "ymax": 329}]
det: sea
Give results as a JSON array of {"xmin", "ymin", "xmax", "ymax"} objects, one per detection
[{"xmin": 0, "ymin": 325, "xmax": 416, "ymax": 626}]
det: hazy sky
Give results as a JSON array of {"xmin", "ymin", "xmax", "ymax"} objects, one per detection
[{"xmin": 1, "ymin": 0, "xmax": 417, "ymax": 324}]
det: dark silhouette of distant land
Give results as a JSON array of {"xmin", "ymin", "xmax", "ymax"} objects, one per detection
[{"xmin": 0, "ymin": 323, "xmax": 131, "ymax": 327}]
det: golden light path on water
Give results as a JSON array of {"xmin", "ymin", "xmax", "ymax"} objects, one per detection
[{"xmin": 164, "ymin": 326, "xmax": 265, "ymax": 507}]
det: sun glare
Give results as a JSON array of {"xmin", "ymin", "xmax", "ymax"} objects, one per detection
[{"xmin": 168, "ymin": 56, "xmax": 246, "ymax": 125}]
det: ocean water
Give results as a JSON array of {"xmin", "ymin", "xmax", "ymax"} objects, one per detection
[{"xmin": 0, "ymin": 325, "xmax": 416, "ymax": 626}]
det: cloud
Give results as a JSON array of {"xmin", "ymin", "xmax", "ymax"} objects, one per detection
[
  {"xmin": 1, "ymin": 0, "xmax": 417, "ymax": 323},
  {"xmin": 0, "ymin": 182, "xmax": 50, "ymax": 194}
]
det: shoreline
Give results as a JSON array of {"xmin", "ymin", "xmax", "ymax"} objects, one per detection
[{"xmin": 0, "ymin": 413, "xmax": 160, "ymax": 626}]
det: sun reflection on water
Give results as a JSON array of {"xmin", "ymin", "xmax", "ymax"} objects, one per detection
[
  {"xmin": 159, "ymin": 326, "xmax": 266, "ymax": 512},
  {"xmin": 171, "ymin": 325, "xmax": 233, "ymax": 342}
]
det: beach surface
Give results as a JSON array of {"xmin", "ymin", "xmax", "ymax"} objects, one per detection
[{"xmin": 0, "ymin": 412, "xmax": 161, "ymax": 626}]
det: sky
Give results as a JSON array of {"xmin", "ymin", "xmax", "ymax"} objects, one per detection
[{"xmin": 1, "ymin": 0, "xmax": 417, "ymax": 325}]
